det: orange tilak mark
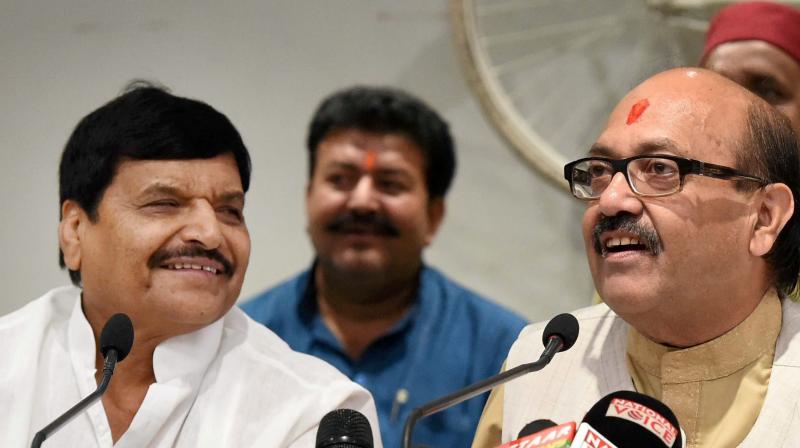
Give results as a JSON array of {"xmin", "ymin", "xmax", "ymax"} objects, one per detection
[
  {"xmin": 363, "ymin": 150, "xmax": 377, "ymax": 172},
  {"xmin": 626, "ymin": 99, "xmax": 650, "ymax": 125}
]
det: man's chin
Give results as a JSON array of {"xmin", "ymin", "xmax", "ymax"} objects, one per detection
[
  {"xmin": 332, "ymin": 259, "xmax": 387, "ymax": 276},
  {"xmin": 323, "ymin": 251, "xmax": 390, "ymax": 276},
  {"xmin": 165, "ymin": 301, "xmax": 233, "ymax": 331},
  {"xmin": 598, "ymin": 282, "xmax": 661, "ymax": 317}
]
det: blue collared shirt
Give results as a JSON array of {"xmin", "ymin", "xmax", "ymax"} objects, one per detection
[{"xmin": 241, "ymin": 264, "xmax": 528, "ymax": 448}]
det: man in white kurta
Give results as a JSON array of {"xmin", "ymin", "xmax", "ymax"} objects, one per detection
[
  {"xmin": 3, "ymin": 84, "xmax": 382, "ymax": 447},
  {"xmin": 0, "ymin": 286, "xmax": 381, "ymax": 447}
]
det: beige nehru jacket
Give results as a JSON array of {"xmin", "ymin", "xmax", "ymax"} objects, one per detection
[{"xmin": 472, "ymin": 290, "xmax": 781, "ymax": 448}]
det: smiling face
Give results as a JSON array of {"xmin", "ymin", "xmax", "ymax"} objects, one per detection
[
  {"xmin": 59, "ymin": 154, "xmax": 250, "ymax": 338},
  {"xmin": 306, "ymin": 128, "xmax": 444, "ymax": 290},
  {"xmin": 703, "ymin": 40, "xmax": 800, "ymax": 134},
  {"xmin": 582, "ymin": 69, "xmax": 771, "ymax": 343}
]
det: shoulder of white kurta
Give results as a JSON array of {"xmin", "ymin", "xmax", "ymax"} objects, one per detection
[
  {"xmin": 0, "ymin": 286, "xmax": 87, "ymax": 448},
  {"xmin": 0, "ymin": 285, "xmax": 79, "ymax": 333},
  {"xmin": 186, "ymin": 306, "xmax": 381, "ymax": 447}
]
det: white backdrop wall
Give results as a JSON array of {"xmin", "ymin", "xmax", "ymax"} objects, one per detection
[{"xmin": 0, "ymin": 0, "xmax": 594, "ymax": 321}]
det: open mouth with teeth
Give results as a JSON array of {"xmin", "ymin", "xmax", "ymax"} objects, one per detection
[
  {"xmin": 163, "ymin": 263, "xmax": 220, "ymax": 275},
  {"xmin": 604, "ymin": 237, "xmax": 648, "ymax": 254}
]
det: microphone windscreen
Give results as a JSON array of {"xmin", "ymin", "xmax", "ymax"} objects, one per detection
[
  {"xmin": 518, "ymin": 419, "xmax": 557, "ymax": 438},
  {"xmin": 316, "ymin": 409, "xmax": 373, "ymax": 448},
  {"xmin": 541, "ymin": 313, "xmax": 579, "ymax": 351},
  {"xmin": 100, "ymin": 313, "xmax": 134, "ymax": 362},
  {"xmin": 582, "ymin": 390, "xmax": 682, "ymax": 448}
]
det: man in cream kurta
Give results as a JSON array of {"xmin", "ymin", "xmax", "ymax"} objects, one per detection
[
  {"xmin": 474, "ymin": 291, "xmax": 800, "ymax": 447},
  {"xmin": 474, "ymin": 68, "xmax": 800, "ymax": 448}
]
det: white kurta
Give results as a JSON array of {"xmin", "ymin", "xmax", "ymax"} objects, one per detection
[{"xmin": 0, "ymin": 286, "xmax": 382, "ymax": 447}]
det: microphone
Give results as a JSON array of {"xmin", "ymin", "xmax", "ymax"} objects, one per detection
[
  {"xmin": 31, "ymin": 313, "xmax": 134, "ymax": 448},
  {"xmin": 401, "ymin": 313, "xmax": 579, "ymax": 448},
  {"xmin": 572, "ymin": 391, "xmax": 683, "ymax": 448},
  {"xmin": 518, "ymin": 419, "xmax": 557, "ymax": 438},
  {"xmin": 495, "ymin": 421, "xmax": 576, "ymax": 448},
  {"xmin": 315, "ymin": 409, "xmax": 373, "ymax": 448}
]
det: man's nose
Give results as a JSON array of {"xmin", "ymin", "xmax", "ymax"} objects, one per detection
[
  {"xmin": 346, "ymin": 176, "xmax": 380, "ymax": 212},
  {"xmin": 597, "ymin": 172, "xmax": 644, "ymax": 217},
  {"xmin": 179, "ymin": 201, "xmax": 224, "ymax": 249}
]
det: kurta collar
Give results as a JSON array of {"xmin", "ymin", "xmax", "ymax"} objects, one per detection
[
  {"xmin": 626, "ymin": 289, "xmax": 782, "ymax": 383},
  {"xmin": 67, "ymin": 291, "xmax": 226, "ymax": 445},
  {"xmin": 68, "ymin": 292, "xmax": 224, "ymax": 387},
  {"xmin": 68, "ymin": 292, "xmax": 100, "ymax": 397}
]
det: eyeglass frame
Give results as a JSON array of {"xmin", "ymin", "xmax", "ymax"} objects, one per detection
[{"xmin": 563, "ymin": 154, "xmax": 769, "ymax": 200}]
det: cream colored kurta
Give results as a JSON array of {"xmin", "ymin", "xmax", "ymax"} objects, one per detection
[
  {"xmin": 627, "ymin": 291, "xmax": 780, "ymax": 447},
  {"xmin": 473, "ymin": 290, "xmax": 782, "ymax": 448}
]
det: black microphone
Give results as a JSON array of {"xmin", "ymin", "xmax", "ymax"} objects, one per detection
[
  {"xmin": 315, "ymin": 409, "xmax": 373, "ymax": 448},
  {"xmin": 518, "ymin": 419, "xmax": 557, "ymax": 438},
  {"xmin": 31, "ymin": 313, "xmax": 134, "ymax": 448},
  {"xmin": 572, "ymin": 390, "xmax": 684, "ymax": 448},
  {"xmin": 401, "ymin": 313, "xmax": 580, "ymax": 448}
]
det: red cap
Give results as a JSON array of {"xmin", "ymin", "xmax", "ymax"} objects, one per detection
[{"xmin": 702, "ymin": 1, "xmax": 800, "ymax": 65}]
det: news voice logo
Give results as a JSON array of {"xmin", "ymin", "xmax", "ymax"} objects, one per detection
[{"xmin": 605, "ymin": 398, "xmax": 678, "ymax": 446}]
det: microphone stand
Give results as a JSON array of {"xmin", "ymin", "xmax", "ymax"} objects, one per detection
[
  {"xmin": 401, "ymin": 336, "xmax": 564, "ymax": 448},
  {"xmin": 31, "ymin": 349, "xmax": 120, "ymax": 448}
]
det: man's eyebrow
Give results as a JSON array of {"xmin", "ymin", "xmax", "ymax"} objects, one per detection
[
  {"xmin": 323, "ymin": 161, "xmax": 360, "ymax": 171},
  {"xmin": 588, "ymin": 144, "xmax": 613, "ymax": 157},
  {"xmin": 638, "ymin": 138, "xmax": 685, "ymax": 156},
  {"xmin": 323, "ymin": 161, "xmax": 411, "ymax": 177},
  {"xmin": 588, "ymin": 138, "xmax": 684, "ymax": 157},
  {"xmin": 218, "ymin": 191, "xmax": 246, "ymax": 205},
  {"xmin": 745, "ymin": 70, "xmax": 782, "ymax": 86},
  {"xmin": 373, "ymin": 167, "xmax": 412, "ymax": 178},
  {"xmin": 139, "ymin": 183, "xmax": 182, "ymax": 197},
  {"xmin": 138, "ymin": 183, "xmax": 245, "ymax": 204}
]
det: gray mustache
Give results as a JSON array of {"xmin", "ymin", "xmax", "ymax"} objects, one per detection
[
  {"xmin": 148, "ymin": 243, "xmax": 234, "ymax": 276},
  {"xmin": 592, "ymin": 214, "xmax": 662, "ymax": 255}
]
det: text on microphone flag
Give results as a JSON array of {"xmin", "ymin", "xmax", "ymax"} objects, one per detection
[
  {"xmin": 497, "ymin": 422, "xmax": 576, "ymax": 448},
  {"xmin": 605, "ymin": 398, "xmax": 677, "ymax": 446}
]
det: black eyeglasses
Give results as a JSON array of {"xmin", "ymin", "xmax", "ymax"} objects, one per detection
[{"xmin": 563, "ymin": 155, "xmax": 768, "ymax": 200}]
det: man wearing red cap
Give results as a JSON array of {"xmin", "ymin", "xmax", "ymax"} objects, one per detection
[{"xmin": 701, "ymin": 1, "xmax": 800, "ymax": 134}]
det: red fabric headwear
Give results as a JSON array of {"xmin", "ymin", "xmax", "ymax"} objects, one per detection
[{"xmin": 702, "ymin": 1, "xmax": 800, "ymax": 65}]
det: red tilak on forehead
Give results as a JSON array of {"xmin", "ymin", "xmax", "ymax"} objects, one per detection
[
  {"xmin": 626, "ymin": 99, "xmax": 650, "ymax": 125},
  {"xmin": 363, "ymin": 150, "xmax": 377, "ymax": 172}
]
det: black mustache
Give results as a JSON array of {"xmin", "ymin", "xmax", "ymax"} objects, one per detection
[
  {"xmin": 325, "ymin": 212, "xmax": 400, "ymax": 237},
  {"xmin": 148, "ymin": 244, "xmax": 234, "ymax": 276},
  {"xmin": 592, "ymin": 213, "xmax": 662, "ymax": 255}
]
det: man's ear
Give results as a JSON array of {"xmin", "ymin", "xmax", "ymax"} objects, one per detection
[
  {"xmin": 424, "ymin": 197, "xmax": 446, "ymax": 246},
  {"xmin": 750, "ymin": 183, "xmax": 794, "ymax": 257},
  {"xmin": 59, "ymin": 200, "xmax": 88, "ymax": 272}
]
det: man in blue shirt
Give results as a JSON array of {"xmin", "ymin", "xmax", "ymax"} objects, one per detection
[{"xmin": 242, "ymin": 86, "xmax": 527, "ymax": 448}]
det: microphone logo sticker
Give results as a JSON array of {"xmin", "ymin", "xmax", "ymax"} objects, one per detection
[
  {"xmin": 606, "ymin": 398, "xmax": 678, "ymax": 447},
  {"xmin": 572, "ymin": 424, "xmax": 615, "ymax": 448}
]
